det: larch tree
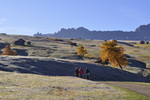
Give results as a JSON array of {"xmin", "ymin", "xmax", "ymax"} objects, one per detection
[
  {"xmin": 100, "ymin": 40, "xmax": 128, "ymax": 69},
  {"xmin": 77, "ymin": 45, "xmax": 87, "ymax": 57},
  {"xmin": 1, "ymin": 45, "xmax": 17, "ymax": 55}
]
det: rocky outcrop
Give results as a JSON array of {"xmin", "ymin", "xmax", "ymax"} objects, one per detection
[
  {"xmin": 34, "ymin": 24, "xmax": 150, "ymax": 40},
  {"xmin": 135, "ymin": 24, "xmax": 150, "ymax": 33}
]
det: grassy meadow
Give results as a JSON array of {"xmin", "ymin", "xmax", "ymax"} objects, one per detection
[
  {"xmin": 0, "ymin": 71, "xmax": 149, "ymax": 100},
  {"xmin": 1, "ymin": 35, "xmax": 150, "ymax": 73},
  {"xmin": 0, "ymin": 34, "xmax": 150, "ymax": 99}
]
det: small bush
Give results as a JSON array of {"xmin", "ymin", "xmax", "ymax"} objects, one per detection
[
  {"xmin": 138, "ymin": 69, "xmax": 150, "ymax": 78},
  {"xmin": 77, "ymin": 45, "xmax": 87, "ymax": 57},
  {"xmin": 140, "ymin": 40, "xmax": 145, "ymax": 44},
  {"xmin": 146, "ymin": 41, "xmax": 149, "ymax": 44},
  {"xmin": 90, "ymin": 45, "xmax": 96, "ymax": 47}
]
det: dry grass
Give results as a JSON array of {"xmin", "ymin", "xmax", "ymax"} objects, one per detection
[
  {"xmin": 1, "ymin": 35, "xmax": 150, "ymax": 74},
  {"xmin": 0, "ymin": 71, "xmax": 127, "ymax": 100},
  {"xmin": 0, "ymin": 36, "xmax": 150, "ymax": 99},
  {"xmin": 134, "ymin": 44, "xmax": 150, "ymax": 49},
  {"xmin": 1, "ymin": 35, "xmax": 101, "ymax": 60}
]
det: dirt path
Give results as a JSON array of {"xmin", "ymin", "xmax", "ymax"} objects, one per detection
[{"xmin": 101, "ymin": 82, "xmax": 150, "ymax": 98}]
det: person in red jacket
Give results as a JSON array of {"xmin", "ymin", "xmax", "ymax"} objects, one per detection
[{"xmin": 79, "ymin": 67, "xmax": 84, "ymax": 78}]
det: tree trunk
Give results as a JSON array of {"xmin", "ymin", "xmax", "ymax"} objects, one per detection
[
  {"xmin": 114, "ymin": 57, "xmax": 123, "ymax": 70},
  {"xmin": 119, "ymin": 64, "xmax": 123, "ymax": 70}
]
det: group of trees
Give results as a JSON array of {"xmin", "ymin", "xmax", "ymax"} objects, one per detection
[
  {"xmin": 140, "ymin": 40, "xmax": 149, "ymax": 44},
  {"xmin": 77, "ymin": 40, "xmax": 128, "ymax": 69}
]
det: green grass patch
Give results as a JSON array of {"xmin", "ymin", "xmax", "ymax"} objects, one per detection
[
  {"xmin": 112, "ymin": 85, "xmax": 149, "ymax": 100},
  {"xmin": 125, "ymin": 82, "xmax": 150, "ymax": 86}
]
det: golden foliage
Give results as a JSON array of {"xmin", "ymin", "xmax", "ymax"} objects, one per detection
[
  {"xmin": 11, "ymin": 50, "xmax": 17, "ymax": 55},
  {"xmin": 100, "ymin": 40, "xmax": 128, "ymax": 69},
  {"xmin": 77, "ymin": 45, "xmax": 87, "ymax": 57},
  {"xmin": 1, "ymin": 45, "xmax": 17, "ymax": 55}
]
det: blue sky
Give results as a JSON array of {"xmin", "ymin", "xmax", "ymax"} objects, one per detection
[{"xmin": 0, "ymin": 0, "xmax": 150, "ymax": 35}]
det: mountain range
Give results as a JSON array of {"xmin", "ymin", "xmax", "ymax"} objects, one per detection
[{"xmin": 34, "ymin": 24, "xmax": 150, "ymax": 40}]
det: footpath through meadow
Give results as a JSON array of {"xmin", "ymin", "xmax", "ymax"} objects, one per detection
[{"xmin": 101, "ymin": 82, "xmax": 150, "ymax": 98}]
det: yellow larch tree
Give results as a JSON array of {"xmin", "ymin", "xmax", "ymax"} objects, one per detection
[
  {"xmin": 77, "ymin": 45, "xmax": 87, "ymax": 57},
  {"xmin": 100, "ymin": 40, "xmax": 128, "ymax": 69},
  {"xmin": 1, "ymin": 45, "xmax": 17, "ymax": 55}
]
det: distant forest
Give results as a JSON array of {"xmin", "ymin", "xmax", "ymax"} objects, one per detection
[{"xmin": 34, "ymin": 24, "xmax": 150, "ymax": 40}]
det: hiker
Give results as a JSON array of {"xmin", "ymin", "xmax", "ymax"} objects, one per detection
[
  {"xmin": 75, "ymin": 67, "xmax": 79, "ymax": 77},
  {"xmin": 79, "ymin": 67, "xmax": 84, "ymax": 78},
  {"xmin": 85, "ymin": 67, "xmax": 90, "ymax": 80}
]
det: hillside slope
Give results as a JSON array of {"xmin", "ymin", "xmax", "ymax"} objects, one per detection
[
  {"xmin": 0, "ymin": 34, "xmax": 150, "ymax": 81},
  {"xmin": 0, "ymin": 56, "xmax": 149, "ymax": 82}
]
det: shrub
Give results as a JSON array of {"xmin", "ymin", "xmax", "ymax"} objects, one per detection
[
  {"xmin": 146, "ymin": 41, "xmax": 149, "ymax": 44},
  {"xmin": 27, "ymin": 41, "xmax": 32, "ymax": 45},
  {"xmin": 140, "ymin": 40, "xmax": 145, "ymax": 44},
  {"xmin": 138, "ymin": 69, "xmax": 150, "ymax": 78}
]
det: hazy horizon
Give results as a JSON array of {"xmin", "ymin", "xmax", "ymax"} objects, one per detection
[{"xmin": 0, "ymin": 0, "xmax": 150, "ymax": 35}]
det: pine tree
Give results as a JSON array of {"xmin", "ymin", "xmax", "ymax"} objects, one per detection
[
  {"xmin": 77, "ymin": 45, "xmax": 87, "ymax": 57},
  {"xmin": 100, "ymin": 40, "xmax": 128, "ymax": 69},
  {"xmin": 1, "ymin": 45, "xmax": 17, "ymax": 55}
]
